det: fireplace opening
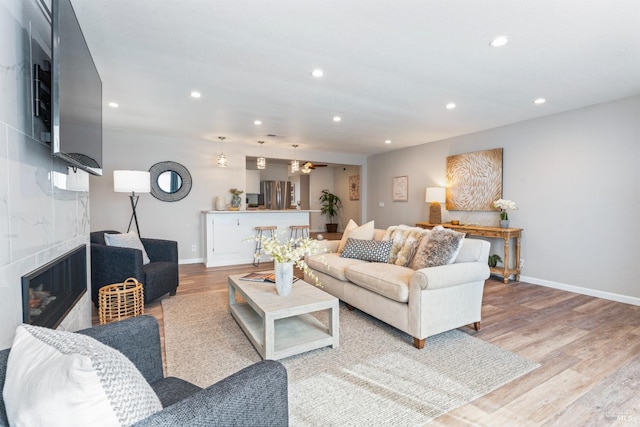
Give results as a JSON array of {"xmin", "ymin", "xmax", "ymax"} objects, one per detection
[{"xmin": 21, "ymin": 245, "xmax": 87, "ymax": 328}]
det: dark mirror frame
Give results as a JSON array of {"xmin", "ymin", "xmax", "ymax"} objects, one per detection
[{"xmin": 149, "ymin": 161, "xmax": 192, "ymax": 202}]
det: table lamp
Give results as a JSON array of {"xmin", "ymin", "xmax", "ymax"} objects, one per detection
[
  {"xmin": 114, "ymin": 170, "xmax": 151, "ymax": 236},
  {"xmin": 425, "ymin": 187, "xmax": 446, "ymax": 224}
]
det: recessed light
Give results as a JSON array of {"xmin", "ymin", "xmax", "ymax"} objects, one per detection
[
  {"xmin": 333, "ymin": 116, "xmax": 341, "ymax": 122},
  {"xmin": 446, "ymin": 102, "xmax": 456, "ymax": 110},
  {"xmin": 385, "ymin": 140, "xmax": 392, "ymax": 144},
  {"xmin": 107, "ymin": 102, "xmax": 119, "ymax": 108},
  {"xmin": 534, "ymin": 98, "xmax": 546, "ymax": 104},
  {"xmin": 254, "ymin": 120, "xmax": 262, "ymax": 125},
  {"xmin": 311, "ymin": 69, "xmax": 324, "ymax": 78},
  {"xmin": 190, "ymin": 91, "xmax": 201, "ymax": 98},
  {"xmin": 489, "ymin": 35, "xmax": 509, "ymax": 47}
]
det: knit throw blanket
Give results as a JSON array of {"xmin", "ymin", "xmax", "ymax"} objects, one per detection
[{"xmin": 383, "ymin": 225, "xmax": 430, "ymax": 266}]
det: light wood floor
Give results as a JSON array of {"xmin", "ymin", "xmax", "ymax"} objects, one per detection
[{"xmin": 93, "ymin": 264, "xmax": 640, "ymax": 426}]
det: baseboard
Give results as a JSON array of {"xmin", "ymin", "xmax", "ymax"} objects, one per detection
[
  {"xmin": 520, "ymin": 275, "xmax": 640, "ymax": 306},
  {"xmin": 179, "ymin": 258, "xmax": 204, "ymax": 265}
]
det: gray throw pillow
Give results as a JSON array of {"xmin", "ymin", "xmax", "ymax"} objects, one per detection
[
  {"xmin": 105, "ymin": 230, "xmax": 151, "ymax": 265},
  {"xmin": 409, "ymin": 226, "xmax": 465, "ymax": 269},
  {"xmin": 340, "ymin": 238, "xmax": 392, "ymax": 263}
]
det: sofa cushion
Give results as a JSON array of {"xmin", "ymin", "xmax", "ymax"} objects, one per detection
[
  {"xmin": 337, "ymin": 220, "xmax": 375, "ymax": 253},
  {"xmin": 105, "ymin": 230, "xmax": 151, "ymax": 265},
  {"xmin": 344, "ymin": 263, "xmax": 414, "ymax": 303},
  {"xmin": 307, "ymin": 252, "xmax": 367, "ymax": 281},
  {"xmin": 341, "ymin": 238, "xmax": 393, "ymax": 263},
  {"xmin": 410, "ymin": 226, "xmax": 465, "ymax": 269},
  {"xmin": 382, "ymin": 225, "xmax": 430, "ymax": 266},
  {"xmin": 4, "ymin": 324, "xmax": 162, "ymax": 427}
]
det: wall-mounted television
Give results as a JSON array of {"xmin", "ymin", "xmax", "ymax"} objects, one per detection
[{"xmin": 51, "ymin": 0, "xmax": 103, "ymax": 176}]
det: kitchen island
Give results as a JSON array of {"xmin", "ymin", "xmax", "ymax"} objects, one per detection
[{"xmin": 202, "ymin": 210, "xmax": 318, "ymax": 267}]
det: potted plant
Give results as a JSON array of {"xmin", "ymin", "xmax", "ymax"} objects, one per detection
[
  {"xmin": 488, "ymin": 254, "xmax": 502, "ymax": 268},
  {"xmin": 229, "ymin": 188, "xmax": 243, "ymax": 210},
  {"xmin": 319, "ymin": 190, "xmax": 342, "ymax": 233}
]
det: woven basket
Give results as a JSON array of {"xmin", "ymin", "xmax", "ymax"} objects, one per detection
[{"xmin": 98, "ymin": 277, "xmax": 144, "ymax": 325}]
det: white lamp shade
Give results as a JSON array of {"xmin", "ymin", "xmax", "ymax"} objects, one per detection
[
  {"xmin": 113, "ymin": 170, "xmax": 151, "ymax": 193},
  {"xmin": 425, "ymin": 187, "xmax": 446, "ymax": 203}
]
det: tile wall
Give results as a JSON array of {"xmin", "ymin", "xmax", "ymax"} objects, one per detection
[{"xmin": 0, "ymin": 0, "xmax": 92, "ymax": 349}]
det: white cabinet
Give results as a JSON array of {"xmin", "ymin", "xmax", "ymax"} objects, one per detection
[
  {"xmin": 211, "ymin": 215, "xmax": 245, "ymax": 255},
  {"xmin": 246, "ymin": 170, "xmax": 261, "ymax": 194},
  {"xmin": 203, "ymin": 211, "xmax": 310, "ymax": 267}
]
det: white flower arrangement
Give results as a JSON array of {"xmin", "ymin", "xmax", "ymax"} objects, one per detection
[
  {"xmin": 251, "ymin": 229, "xmax": 325, "ymax": 286},
  {"xmin": 493, "ymin": 199, "xmax": 517, "ymax": 220}
]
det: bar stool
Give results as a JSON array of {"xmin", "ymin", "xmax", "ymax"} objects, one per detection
[
  {"xmin": 289, "ymin": 225, "xmax": 309, "ymax": 242},
  {"xmin": 253, "ymin": 225, "xmax": 277, "ymax": 266}
]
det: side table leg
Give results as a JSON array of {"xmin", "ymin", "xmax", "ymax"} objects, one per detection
[
  {"xmin": 503, "ymin": 237, "xmax": 510, "ymax": 284},
  {"xmin": 515, "ymin": 236, "xmax": 521, "ymax": 281}
]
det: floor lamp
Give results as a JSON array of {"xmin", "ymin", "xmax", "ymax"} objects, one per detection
[
  {"xmin": 114, "ymin": 170, "xmax": 150, "ymax": 236},
  {"xmin": 425, "ymin": 187, "xmax": 446, "ymax": 224}
]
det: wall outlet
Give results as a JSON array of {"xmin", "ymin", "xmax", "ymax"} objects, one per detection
[
  {"xmin": 520, "ymin": 258, "xmax": 525, "ymax": 268},
  {"xmin": 379, "ymin": 202, "xmax": 385, "ymax": 208},
  {"xmin": 191, "ymin": 244, "xmax": 196, "ymax": 252}
]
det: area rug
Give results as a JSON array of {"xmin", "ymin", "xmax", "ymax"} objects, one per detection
[{"xmin": 162, "ymin": 290, "xmax": 539, "ymax": 426}]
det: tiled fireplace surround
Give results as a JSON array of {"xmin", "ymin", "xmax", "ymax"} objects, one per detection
[{"xmin": 0, "ymin": 0, "xmax": 93, "ymax": 349}]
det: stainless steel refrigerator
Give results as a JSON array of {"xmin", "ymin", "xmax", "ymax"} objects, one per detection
[{"xmin": 260, "ymin": 181, "xmax": 293, "ymax": 210}]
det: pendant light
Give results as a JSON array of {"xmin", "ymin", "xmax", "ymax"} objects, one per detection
[
  {"xmin": 290, "ymin": 144, "xmax": 299, "ymax": 173},
  {"xmin": 257, "ymin": 141, "xmax": 266, "ymax": 170},
  {"xmin": 217, "ymin": 136, "xmax": 227, "ymax": 168}
]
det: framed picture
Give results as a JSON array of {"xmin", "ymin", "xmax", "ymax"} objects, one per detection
[
  {"xmin": 392, "ymin": 176, "xmax": 408, "ymax": 202},
  {"xmin": 349, "ymin": 175, "xmax": 360, "ymax": 200},
  {"xmin": 446, "ymin": 148, "xmax": 502, "ymax": 211}
]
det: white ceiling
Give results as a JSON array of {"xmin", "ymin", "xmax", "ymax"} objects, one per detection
[{"xmin": 72, "ymin": 0, "xmax": 640, "ymax": 157}]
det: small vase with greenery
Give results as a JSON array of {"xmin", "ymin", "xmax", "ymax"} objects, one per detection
[
  {"xmin": 229, "ymin": 188, "xmax": 244, "ymax": 208},
  {"xmin": 319, "ymin": 190, "xmax": 342, "ymax": 233}
]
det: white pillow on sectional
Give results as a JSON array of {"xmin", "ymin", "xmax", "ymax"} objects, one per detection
[
  {"xmin": 3, "ymin": 324, "xmax": 162, "ymax": 427},
  {"xmin": 337, "ymin": 220, "xmax": 375, "ymax": 253},
  {"xmin": 105, "ymin": 230, "xmax": 151, "ymax": 265}
]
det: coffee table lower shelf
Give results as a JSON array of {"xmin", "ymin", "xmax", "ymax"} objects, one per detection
[
  {"xmin": 228, "ymin": 274, "xmax": 339, "ymax": 360},
  {"xmin": 230, "ymin": 302, "xmax": 336, "ymax": 360}
]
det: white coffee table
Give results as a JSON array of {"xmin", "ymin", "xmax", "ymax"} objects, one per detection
[{"xmin": 228, "ymin": 273, "xmax": 339, "ymax": 360}]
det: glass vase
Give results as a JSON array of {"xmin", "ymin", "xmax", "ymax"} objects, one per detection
[{"xmin": 274, "ymin": 261, "xmax": 294, "ymax": 296}]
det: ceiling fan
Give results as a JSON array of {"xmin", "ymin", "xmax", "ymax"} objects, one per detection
[{"xmin": 300, "ymin": 161, "xmax": 328, "ymax": 174}]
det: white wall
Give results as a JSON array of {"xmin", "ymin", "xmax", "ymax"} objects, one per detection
[
  {"xmin": 367, "ymin": 95, "xmax": 640, "ymax": 304},
  {"xmin": 90, "ymin": 129, "xmax": 366, "ymax": 261},
  {"xmin": 0, "ymin": 0, "xmax": 92, "ymax": 349}
]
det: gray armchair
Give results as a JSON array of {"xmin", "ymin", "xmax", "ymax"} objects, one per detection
[
  {"xmin": 0, "ymin": 315, "xmax": 289, "ymax": 426},
  {"xmin": 90, "ymin": 230, "xmax": 179, "ymax": 305}
]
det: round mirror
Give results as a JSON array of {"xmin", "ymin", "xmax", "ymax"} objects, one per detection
[
  {"xmin": 157, "ymin": 170, "xmax": 183, "ymax": 193},
  {"xmin": 149, "ymin": 161, "xmax": 192, "ymax": 202}
]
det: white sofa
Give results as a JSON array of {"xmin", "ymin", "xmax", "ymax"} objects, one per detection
[{"xmin": 305, "ymin": 227, "xmax": 490, "ymax": 348}]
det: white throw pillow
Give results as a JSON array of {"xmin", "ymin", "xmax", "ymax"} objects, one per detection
[
  {"xmin": 3, "ymin": 324, "xmax": 162, "ymax": 427},
  {"xmin": 337, "ymin": 220, "xmax": 375, "ymax": 253},
  {"xmin": 105, "ymin": 230, "xmax": 151, "ymax": 265}
]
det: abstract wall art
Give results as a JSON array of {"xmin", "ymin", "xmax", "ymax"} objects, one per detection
[
  {"xmin": 349, "ymin": 175, "xmax": 360, "ymax": 200},
  {"xmin": 446, "ymin": 148, "xmax": 502, "ymax": 211}
]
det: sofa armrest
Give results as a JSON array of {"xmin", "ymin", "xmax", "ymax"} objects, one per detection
[
  {"xmin": 410, "ymin": 262, "xmax": 490, "ymax": 290},
  {"xmin": 132, "ymin": 360, "xmax": 288, "ymax": 427},
  {"xmin": 142, "ymin": 238, "xmax": 178, "ymax": 263},
  {"xmin": 78, "ymin": 316, "xmax": 164, "ymax": 384}
]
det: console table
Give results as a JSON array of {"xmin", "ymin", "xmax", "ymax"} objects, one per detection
[{"xmin": 416, "ymin": 222, "xmax": 523, "ymax": 284}]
